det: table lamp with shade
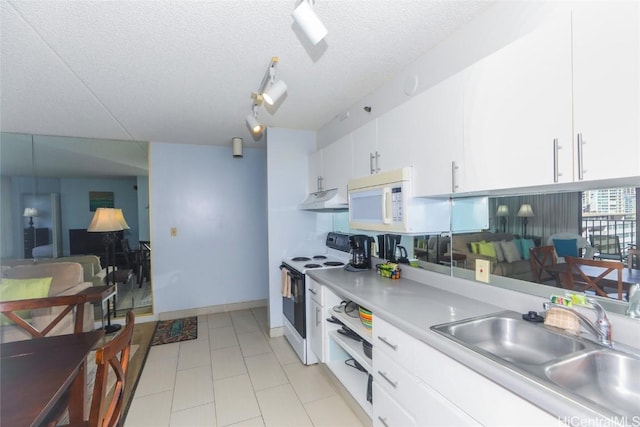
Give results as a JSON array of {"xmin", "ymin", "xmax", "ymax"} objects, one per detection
[
  {"xmin": 23, "ymin": 207, "xmax": 38, "ymax": 228},
  {"xmin": 496, "ymin": 205, "xmax": 509, "ymax": 233},
  {"xmin": 517, "ymin": 204, "xmax": 535, "ymax": 238},
  {"xmin": 88, "ymin": 208, "xmax": 129, "ymax": 333}
]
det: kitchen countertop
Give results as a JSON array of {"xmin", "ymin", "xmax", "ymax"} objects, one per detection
[{"xmin": 307, "ymin": 267, "xmax": 640, "ymax": 424}]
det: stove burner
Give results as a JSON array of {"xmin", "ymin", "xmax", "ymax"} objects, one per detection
[
  {"xmin": 324, "ymin": 261, "xmax": 344, "ymax": 266},
  {"xmin": 304, "ymin": 263, "xmax": 322, "ymax": 269},
  {"xmin": 313, "ymin": 255, "xmax": 327, "ymax": 260},
  {"xmin": 292, "ymin": 257, "xmax": 311, "ymax": 262}
]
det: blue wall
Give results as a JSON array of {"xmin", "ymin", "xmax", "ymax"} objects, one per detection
[{"xmin": 149, "ymin": 142, "xmax": 268, "ymax": 313}]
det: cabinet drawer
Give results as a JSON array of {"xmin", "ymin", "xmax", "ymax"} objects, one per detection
[
  {"xmin": 373, "ymin": 317, "xmax": 417, "ymax": 368},
  {"xmin": 373, "ymin": 348, "xmax": 419, "ymax": 409},
  {"xmin": 373, "ymin": 383, "xmax": 416, "ymax": 427}
]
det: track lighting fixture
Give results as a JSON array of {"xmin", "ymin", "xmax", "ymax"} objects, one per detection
[
  {"xmin": 292, "ymin": 0, "xmax": 327, "ymax": 45},
  {"xmin": 245, "ymin": 57, "xmax": 286, "ymax": 136},
  {"xmin": 246, "ymin": 105, "xmax": 263, "ymax": 135}
]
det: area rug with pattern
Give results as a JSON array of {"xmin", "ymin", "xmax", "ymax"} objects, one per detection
[{"xmin": 151, "ymin": 317, "xmax": 198, "ymax": 346}]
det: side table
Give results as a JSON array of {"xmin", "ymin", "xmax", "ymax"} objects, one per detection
[
  {"xmin": 82, "ymin": 285, "xmax": 121, "ymax": 334},
  {"xmin": 441, "ymin": 253, "xmax": 467, "ymax": 268}
]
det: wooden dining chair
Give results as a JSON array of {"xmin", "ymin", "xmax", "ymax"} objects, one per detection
[
  {"xmin": 529, "ymin": 246, "xmax": 557, "ymax": 284},
  {"xmin": 564, "ymin": 256, "xmax": 624, "ymax": 301},
  {"xmin": 46, "ymin": 310, "xmax": 135, "ymax": 427},
  {"xmin": 628, "ymin": 248, "xmax": 640, "ymax": 270}
]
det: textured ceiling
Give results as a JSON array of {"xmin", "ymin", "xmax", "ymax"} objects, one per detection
[{"xmin": 1, "ymin": 0, "xmax": 493, "ymax": 150}]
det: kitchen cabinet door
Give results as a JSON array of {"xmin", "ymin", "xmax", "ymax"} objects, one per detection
[
  {"xmin": 572, "ymin": 1, "xmax": 640, "ymax": 181},
  {"xmin": 412, "ymin": 73, "xmax": 465, "ymax": 196},
  {"xmin": 322, "ymin": 134, "xmax": 352, "ymax": 202},
  {"xmin": 462, "ymin": 11, "xmax": 573, "ymax": 192},
  {"xmin": 377, "ymin": 98, "xmax": 417, "ymax": 174},
  {"xmin": 351, "ymin": 120, "xmax": 378, "ymax": 178},
  {"xmin": 414, "ymin": 380, "xmax": 480, "ymax": 427},
  {"xmin": 308, "ymin": 149, "xmax": 322, "ymax": 192}
]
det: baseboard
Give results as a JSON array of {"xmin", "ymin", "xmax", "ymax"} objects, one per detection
[
  {"xmin": 158, "ymin": 299, "xmax": 268, "ymax": 321},
  {"xmin": 269, "ymin": 326, "xmax": 283, "ymax": 337}
]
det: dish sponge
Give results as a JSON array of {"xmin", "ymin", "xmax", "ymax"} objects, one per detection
[{"xmin": 544, "ymin": 307, "xmax": 580, "ymax": 334}]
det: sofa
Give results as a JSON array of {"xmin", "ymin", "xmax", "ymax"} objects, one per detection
[
  {"xmin": 451, "ymin": 232, "xmax": 536, "ymax": 281},
  {"xmin": 1, "ymin": 255, "xmax": 109, "ymax": 286},
  {"xmin": 0, "ymin": 262, "xmax": 95, "ymax": 342}
]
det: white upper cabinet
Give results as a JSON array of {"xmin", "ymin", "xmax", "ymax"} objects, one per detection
[
  {"xmin": 308, "ymin": 149, "xmax": 323, "ymax": 192},
  {"xmin": 412, "ymin": 73, "xmax": 465, "ymax": 196},
  {"xmin": 571, "ymin": 1, "xmax": 640, "ymax": 181},
  {"xmin": 377, "ymin": 99, "xmax": 417, "ymax": 174},
  {"xmin": 462, "ymin": 10, "xmax": 573, "ymax": 193},
  {"xmin": 322, "ymin": 134, "xmax": 352, "ymax": 201},
  {"xmin": 352, "ymin": 120, "xmax": 378, "ymax": 178}
]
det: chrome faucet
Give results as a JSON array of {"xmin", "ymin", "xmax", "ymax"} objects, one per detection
[{"xmin": 543, "ymin": 298, "xmax": 612, "ymax": 347}]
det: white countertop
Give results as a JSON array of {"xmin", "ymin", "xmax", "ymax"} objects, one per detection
[{"xmin": 307, "ymin": 266, "xmax": 640, "ymax": 424}]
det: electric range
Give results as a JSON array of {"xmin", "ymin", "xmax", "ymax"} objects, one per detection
[{"xmin": 280, "ymin": 232, "xmax": 351, "ymax": 364}]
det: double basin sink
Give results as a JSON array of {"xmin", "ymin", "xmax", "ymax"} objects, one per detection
[{"xmin": 431, "ymin": 311, "xmax": 640, "ymax": 417}]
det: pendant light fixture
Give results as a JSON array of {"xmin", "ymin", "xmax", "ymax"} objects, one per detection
[
  {"xmin": 232, "ymin": 137, "xmax": 243, "ymax": 158},
  {"xmin": 292, "ymin": 0, "xmax": 328, "ymax": 45}
]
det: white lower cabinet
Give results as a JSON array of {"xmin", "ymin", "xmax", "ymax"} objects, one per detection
[
  {"xmin": 373, "ymin": 382, "xmax": 416, "ymax": 427},
  {"xmin": 414, "ymin": 380, "xmax": 480, "ymax": 427}
]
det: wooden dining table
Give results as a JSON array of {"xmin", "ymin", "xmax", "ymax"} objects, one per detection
[
  {"xmin": 546, "ymin": 263, "xmax": 640, "ymax": 296},
  {"xmin": 1, "ymin": 330, "xmax": 104, "ymax": 427}
]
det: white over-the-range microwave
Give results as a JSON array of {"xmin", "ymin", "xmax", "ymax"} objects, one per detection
[
  {"xmin": 347, "ymin": 167, "xmax": 451, "ymax": 234},
  {"xmin": 348, "ymin": 167, "xmax": 490, "ymax": 234}
]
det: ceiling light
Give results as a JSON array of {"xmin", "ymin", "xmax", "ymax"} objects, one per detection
[
  {"xmin": 292, "ymin": 0, "xmax": 328, "ymax": 45},
  {"xmin": 246, "ymin": 106, "xmax": 263, "ymax": 135},
  {"xmin": 263, "ymin": 80, "xmax": 287, "ymax": 106},
  {"xmin": 232, "ymin": 137, "xmax": 243, "ymax": 158}
]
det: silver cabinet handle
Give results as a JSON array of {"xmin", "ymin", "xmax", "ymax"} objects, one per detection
[
  {"xmin": 308, "ymin": 288, "xmax": 317, "ymax": 295},
  {"xmin": 369, "ymin": 152, "xmax": 375, "ymax": 174},
  {"xmin": 317, "ymin": 176, "xmax": 324, "ymax": 191},
  {"xmin": 377, "ymin": 335, "xmax": 398, "ymax": 350},
  {"xmin": 315, "ymin": 306, "xmax": 320, "ymax": 327},
  {"xmin": 553, "ymin": 138, "xmax": 562, "ymax": 183},
  {"xmin": 377, "ymin": 370, "xmax": 398, "ymax": 388},
  {"xmin": 375, "ymin": 151, "xmax": 381, "ymax": 173},
  {"xmin": 378, "ymin": 416, "xmax": 390, "ymax": 427},
  {"xmin": 451, "ymin": 161, "xmax": 460, "ymax": 192},
  {"xmin": 577, "ymin": 133, "xmax": 585, "ymax": 180}
]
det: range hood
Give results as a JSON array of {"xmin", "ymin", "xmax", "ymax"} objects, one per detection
[{"xmin": 299, "ymin": 188, "xmax": 348, "ymax": 212}]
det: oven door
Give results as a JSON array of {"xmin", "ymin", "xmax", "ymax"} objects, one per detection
[{"xmin": 281, "ymin": 264, "xmax": 306, "ymax": 338}]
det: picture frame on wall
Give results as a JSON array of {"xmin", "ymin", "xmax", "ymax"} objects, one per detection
[{"xmin": 89, "ymin": 191, "xmax": 114, "ymax": 211}]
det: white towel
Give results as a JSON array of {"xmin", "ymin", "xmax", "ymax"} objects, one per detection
[{"xmin": 281, "ymin": 269, "xmax": 292, "ymax": 298}]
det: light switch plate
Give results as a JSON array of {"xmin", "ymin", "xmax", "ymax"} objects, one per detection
[
  {"xmin": 170, "ymin": 227, "xmax": 177, "ymax": 237},
  {"xmin": 476, "ymin": 259, "xmax": 490, "ymax": 283}
]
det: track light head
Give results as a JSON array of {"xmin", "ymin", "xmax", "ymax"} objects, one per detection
[
  {"xmin": 263, "ymin": 80, "xmax": 287, "ymax": 106},
  {"xmin": 246, "ymin": 108, "xmax": 263, "ymax": 135},
  {"xmin": 292, "ymin": 0, "xmax": 327, "ymax": 45}
]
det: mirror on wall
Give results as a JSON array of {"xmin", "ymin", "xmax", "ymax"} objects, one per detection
[
  {"xmin": 438, "ymin": 186, "xmax": 638, "ymax": 316},
  {"xmin": 0, "ymin": 132, "xmax": 152, "ymax": 316}
]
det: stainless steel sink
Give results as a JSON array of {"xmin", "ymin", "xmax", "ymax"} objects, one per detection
[
  {"xmin": 431, "ymin": 311, "xmax": 586, "ymax": 365},
  {"xmin": 545, "ymin": 350, "xmax": 640, "ymax": 417},
  {"xmin": 431, "ymin": 311, "xmax": 640, "ymax": 419}
]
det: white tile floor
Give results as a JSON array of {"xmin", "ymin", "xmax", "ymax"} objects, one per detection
[{"xmin": 125, "ymin": 307, "xmax": 367, "ymax": 427}]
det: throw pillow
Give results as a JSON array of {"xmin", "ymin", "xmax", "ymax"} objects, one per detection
[
  {"xmin": 0, "ymin": 277, "xmax": 53, "ymax": 326},
  {"xmin": 553, "ymin": 239, "xmax": 578, "ymax": 258},
  {"xmin": 470, "ymin": 241, "xmax": 485, "ymax": 254},
  {"xmin": 500, "ymin": 240, "xmax": 521, "ymax": 263},
  {"xmin": 513, "ymin": 238, "xmax": 524, "ymax": 258},
  {"xmin": 520, "ymin": 239, "xmax": 536, "ymax": 261},
  {"xmin": 492, "ymin": 241, "xmax": 505, "ymax": 262},
  {"xmin": 477, "ymin": 241, "xmax": 497, "ymax": 258}
]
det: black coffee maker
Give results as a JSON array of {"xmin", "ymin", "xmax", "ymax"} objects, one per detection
[{"xmin": 345, "ymin": 235, "xmax": 373, "ymax": 271}]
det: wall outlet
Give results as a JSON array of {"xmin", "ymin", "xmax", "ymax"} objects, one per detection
[{"xmin": 476, "ymin": 259, "xmax": 490, "ymax": 283}]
